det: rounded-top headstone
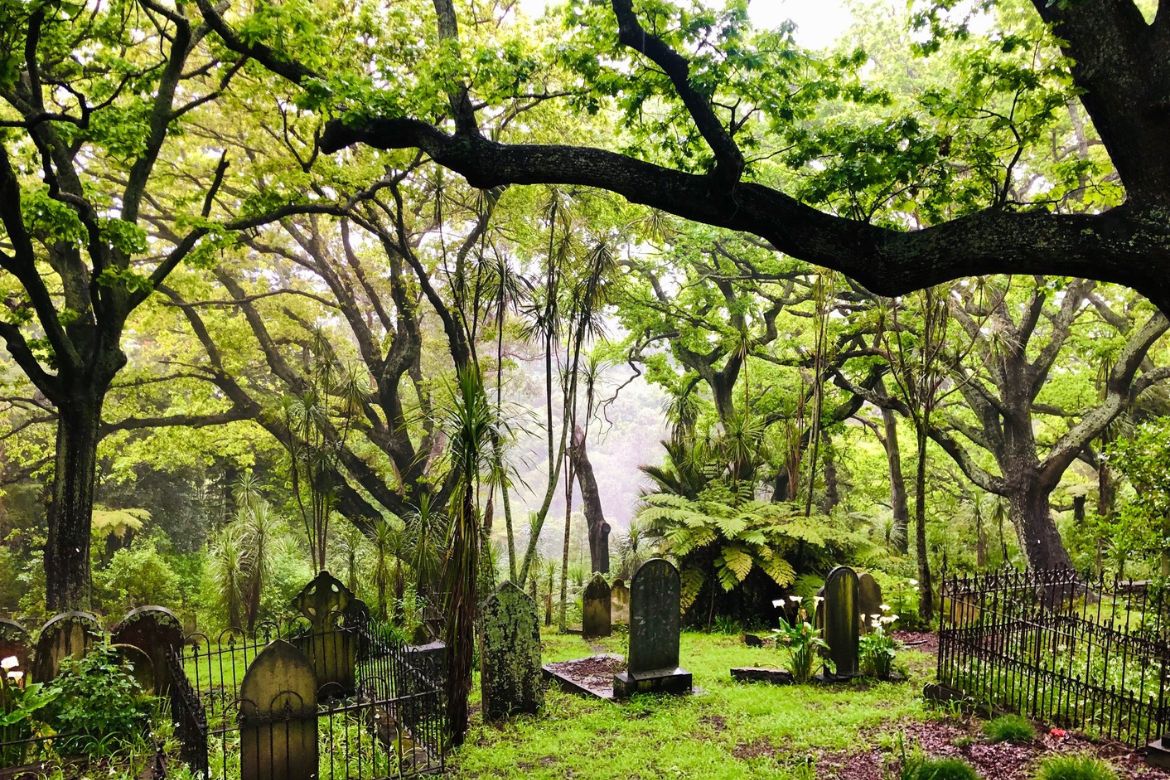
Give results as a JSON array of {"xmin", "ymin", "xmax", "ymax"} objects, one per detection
[
  {"xmin": 611, "ymin": 578, "xmax": 630, "ymax": 625},
  {"xmin": 112, "ymin": 606, "xmax": 184, "ymax": 695},
  {"xmin": 822, "ymin": 566, "xmax": 860, "ymax": 678},
  {"xmin": 239, "ymin": 640, "xmax": 318, "ymax": 780},
  {"xmin": 857, "ymin": 573, "xmax": 883, "ymax": 632},
  {"xmin": 33, "ymin": 611, "xmax": 104, "ymax": 682},
  {"xmin": 628, "ymin": 558, "xmax": 681, "ymax": 676},
  {"xmin": 480, "ymin": 581, "xmax": 543, "ymax": 722},
  {"xmin": 582, "ymin": 574, "xmax": 612, "ymax": 638}
]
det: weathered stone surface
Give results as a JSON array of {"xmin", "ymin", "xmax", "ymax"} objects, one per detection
[
  {"xmin": 822, "ymin": 566, "xmax": 860, "ymax": 678},
  {"xmin": 582, "ymin": 574, "xmax": 612, "ymax": 638},
  {"xmin": 480, "ymin": 582, "xmax": 543, "ymax": 722},
  {"xmin": 32, "ymin": 611, "xmax": 103, "ymax": 682},
  {"xmin": 239, "ymin": 640, "xmax": 318, "ymax": 780},
  {"xmin": 611, "ymin": 579, "xmax": 630, "ymax": 625},
  {"xmin": 1148, "ymin": 736, "xmax": 1170, "ymax": 769},
  {"xmin": 730, "ymin": 667, "xmax": 794, "ymax": 685},
  {"xmin": 614, "ymin": 558, "xmax": 691, "ymax": 698},
  {"xmin": 0, "ymin": 619, "xmax": 30, "ymax": 672},
  {"xmin": 543, "ymin": 655, "xmax": 623, "ymax": 700},
  {"xmin": 291, "ymin": 570, "xmax": 364, "ymax": 698},
  {"xmin": 111, "ymin": 606, "xmax": 184, "ymax": 695},
  {"xmin": 858, "ymin": 572, "xmax": 883, "ymax": 633}
]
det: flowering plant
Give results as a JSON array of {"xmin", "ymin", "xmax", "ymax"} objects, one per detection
[
  {"xmin": 0, "ymin": 655, "xmax": 59, "ymax": 766},
  {"xmin": 773, "ymin": 601, "xmax": 827, "ymax": 683},
  {"xmin": 859, "ymin": 606, "xmax": 902, "ymax": 680}
]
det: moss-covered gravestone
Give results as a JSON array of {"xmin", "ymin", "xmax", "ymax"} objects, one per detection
[
  {"xmin": 611, "ymin": 579, "xmax": 630, "ymax": 625},
  {"xmin": 613, "ymin": 558, "xmax": 691, "ymax": 698},
  {"xmin": 822, "ymin": 566, "xmax": 860, "ymax": 679},
  {"xmin": 239, "ymin": 640, "xmax": 318, "ymax": 780},
  {"xmin": 111, "ymin": 606, "xmax": 184, "ymax": 695},
  {"xmin": 480, "ymin": 582, "xmax": 543, "ymax": 722},
  {"xmin": 291, "ymin": 571, "xmax": 364, "ymax": 699},
  {"xmin": 0, "ymin": 619, "xmax": 30, "ymax": 672},
  {"xmin": 858, "ymin": 573, "xmax": 883, "ymax": 633},
  {"xmin": 32, "ymin": 611, "xmax": 103, "ymax": 682},
  {"xmin": 582, "ymin": 574, "xmax": 612, "ymax": 638}
]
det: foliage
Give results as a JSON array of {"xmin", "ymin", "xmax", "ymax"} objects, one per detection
[
  {"xmin": 93, "ymin": 538, "xmax": 182, "ymax": 610},
  {"xmin": 859, "ymin": 620, "xmax": 902, "ymax": 681},
  {"xmin": 773, "ymin": 605, "xmax": 828, "ymax": 684},
  {"xmin": 1032, "ymin": 754, "xmax": 1118, "ymax": 780},
  {"xmin": 982, "ymin": 714, "xmax": 1036, "ymax": 744},
  {"xmin": 902, "ymin": 756, "xmax": 980, "ymax": 780},
  {"xmin": 1107, "ymin": 418, "xmax": 1170, "ymax": 574},
  {"xmin": 45, "ymin": 646, "xmax": 151, "ymax": 756}
]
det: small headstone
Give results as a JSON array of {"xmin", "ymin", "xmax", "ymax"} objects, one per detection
[
  {"xmin": 613, "ymin": 558, "xmax": 691, "ymax": 698},
  {"xmin": 111, "ymin": 606, "xmax": 184, "ymax": 695},
  {"xmin": 822, "ymin": 566, "xmax": 860, "ymax": 678},
  {"xmin": 239, "ymin": 641, "xmax": 318, "ymax": 780},
  {"xmin": 480, "ymin": 582, "xmax": 543, "ymax": 722},
  {"xmin": 32, "ymin": 612, "xmax": 104, "ymax": 682},
  {"xmin": 0, "ymin": 619, "xmax": 31, "ymax": 672},
  {"xmin": 582, "ymin": 574, "xmax": 612, "ymax": 638},
  {"xmin": 291, "ymin": 570, "xmax": 364, "ymax": 698},
  {"xmin": 611, "ymin": 579, "xmax": 630, "ymax": 625},
  {"xmin": 858, "ymin": 573, "xmax": 883, "ymax": 633}
]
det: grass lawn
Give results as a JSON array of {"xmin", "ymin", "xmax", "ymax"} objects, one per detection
[{"xmin": 449, "ymin": 630, "xmax": 935, "ymax": 779}]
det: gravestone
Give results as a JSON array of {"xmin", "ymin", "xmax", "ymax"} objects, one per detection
[
  {"xmin": 239, "ymin": 641, "xmax": 318, "ymax": 780},
  {"xmin": 0, "ymin": 619, "xmax": 31, "ymax": 672},
  {"xmin": 611, "ymin": 579, "xmax": 630, "ymax": 625},
  {"xmin": 858, "ymin": 573, "xmax": 883, "ymax": 634},
  {"xmin": 32, "ymin": 612, "xmax": 104, "ymax": 682},
  {"xmin": 480, "ymin": 582, "xmax": 543, "ymax": 722},
  {"xmin": 291, "ymin": 570, "xmax": 364, "ymax": 698},
  {"xmin": 111, "ymin": 606, "xmax": 185, "ymax": 695},
  {"xmin": 582, "ymin": 574, "xmax": 612, "ymax": 638},
  {"xmin": 822, "ymin": 566, "xmax": 860, "ymax": 679},
  {"xmin": 613, "ymin": 558, "xmax": 692, "ymax": 698}
]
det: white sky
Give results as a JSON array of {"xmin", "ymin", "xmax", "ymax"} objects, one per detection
[{"xmin": 518, "ymin": 0, "xmax": 852, "ymax": 50}]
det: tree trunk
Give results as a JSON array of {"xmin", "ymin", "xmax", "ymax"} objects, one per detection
[
  {"xmin": 913, "ymin": 426, "xmax": 933, "ymax": 623},
  {"xmin": 880, "ymin": 402, "xmax": 910, "ymax": 554},
  {"xmin": 1008, "ymin": 482, "xmax": 1075, "ymax": 571},
  {"xmin": 45, "ymin": 399, "xmax": 103, "ymax": 611},
  {"xmin": 571, "ymin": 425, "xmax": 610, "ymax": 574},
  {"xmin": 974, "ymin": 496, "xmax": 987, "ymax": 570},
  {"xmin": 817, "ymin": 441, "xmax": 840, "ymax": 515}
]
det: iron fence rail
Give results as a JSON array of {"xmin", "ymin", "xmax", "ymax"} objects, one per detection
[{"xmin": 936, "ymin": 568, "xmax": 1169, "ymax": 748}]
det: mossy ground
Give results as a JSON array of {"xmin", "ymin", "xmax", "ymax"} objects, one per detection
[{"xmin": 450, "ymin": 630, "xmax": 935, "ymax": 779}]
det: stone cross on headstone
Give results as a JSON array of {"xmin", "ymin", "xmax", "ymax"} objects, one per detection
[
  {"xmin": 582, "ymin": 574, "xmax": 612, "ymax": 638},
  {"xmin": 822, "ymin": 566, "xmax": 860, "ymax": 678},
  {"xmin": 32, "ymin": 611, "xmax": 104, "ymax": 682},
  {"xmin": 613, "ymin": 558, "xmax": 691, "ymax": 698},
  {"xmin": 857, "ymin": 572, "xmax": 883, "ymax": 634},
  {"xmin": 239, "ymin": 640, "xmax": 318, "ymax": 780},
  {"xmin": 111, "ymin": 606, "xmax": 185, "ymax": 695},
  {"xmin": 291, "ymin": 570, "xmax": 364, "ymax": 698},
  {"xmin": 611, "ymin": 579, "xmax": 630, "ymax": 625},
  {"xmin": 480, "ymin": 582, "xmax": 543, "ymax": 722}
]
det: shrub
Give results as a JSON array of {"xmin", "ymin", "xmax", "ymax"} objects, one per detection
[
  {"xmin": 983, "ymin": 714, "xmax": 1036, "ymax": 743},
  {"xmin": 1033, "ymin": 754, "xmax": 1118, "ymax": 780},
  {"xmin": 905, "ymin": 756, "xmax": 980, "ymax": 780},
  {"xmin": 46, "ymin": 645, "xmax": 152, "ymax": 756}
]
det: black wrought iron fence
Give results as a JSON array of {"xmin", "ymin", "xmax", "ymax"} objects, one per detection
[{"xmin": 935, "ymin": 568, "xmax": 1169, "ymax": 748}]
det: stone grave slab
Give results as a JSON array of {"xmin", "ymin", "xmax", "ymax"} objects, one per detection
[
  {"xmin": 858, "ymin": 572, "xmax": 883, "ymax": 633},
  {"xmin": 822, "ymin": 565, "xmax": 860, "ymax": 679},
  {"xmin": 611, "ymin": 579, "xmax": 630, "ymax": 625},
  {"xmin": 480, "ymin": 582, "xmax": 543, "ymax": 722},
  {"xmin": 613, "ymin": 558, "xmax": 691, "ymax": 698},
  {"xmin": 111, "ymin": 606, "xmax": 184, "ymax": 695},
  {"xmin": 32, "ymin": 611, "xmax": 103, "ymax": 682},
  {"xmin": 582, "ymin": 574, "xmax": 612, "ymax": 638},
  {"xmin": 239, "ymin": 640, "xmax": 318, "ymax": 780}
]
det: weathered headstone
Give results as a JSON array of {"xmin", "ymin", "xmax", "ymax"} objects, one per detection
[
  {"xmin": 822, "ymin": 566, "xmax": 860, "ymax": 678},
  {"xmin": 32, "ymin": 612, "xmax": 104, "ymax": 682},
  {"xmin": 239, "ymin": 641, "xmax": 318, "ymax": 780},
  {"xmin": 111, "ymin": 606, "xmax": 185, "ymax": 695},
  {"xmin": 582, "ymin": 574, "xmax": 612, "ymax": 638},
  {"xmin": 611, "ymin": 579, "xmax": 630, "ymax": 625},
  {"xmin": 858, "ymin": 573, "xmax": 883, "ymax": 634},
  {"xmin": 613, "ymin": 558, "xmax": 691, "ymax": 698},
  {"xmin": 0, "ymin": 619, "xmax": 31, "ymax": 672},
  {"xmin": 480, "ymin": 582, "xmax": 543, "ymax": 722},
  {"xmin": 291, "ymin": 570, "xmax": 364, "ymax": 698}
]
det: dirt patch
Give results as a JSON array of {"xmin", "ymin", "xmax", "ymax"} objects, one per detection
[
  {"xmin": 701, "ymin": 714, "xmax": 728, "ymax": 733},
  {"xmin": 817, "ymin": 717, "xmax": 1170, "ymax": 780},
  {"xmin": 892, "ymin": 631, "xmax": 938, "ymax": 655},
  {"xmin": 734, "ymin": 737, "xmax": 784, "ymax": 761},
  {"xmin": 544, "ymin": 655, "xmax": 625, "ymax": 699}
]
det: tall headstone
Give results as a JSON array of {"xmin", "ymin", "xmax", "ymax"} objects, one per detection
[
  {"xmin": 582, "ymin": 574, "xmax": 612, "ymax": 638},
  {"xmin": 111, "ymin": 606, "xmax": 185, "ymax": 695},
  {"xmin": 239, "ymin": 641, "xmax": 318, "ymax": 780},
  {"xmin": 822, "ymin": 566, "xmax": 860, "ymax": 678},
  {"xmin": 480, "ymin": 582, "xmax": 543, "ymax": 722},
  {"xmin": 32, "ymin": 612, "xmax": 103, "ymax": 682},
  {"xmin": 0, "ymin": 619, "xmax": 31, "ymax": 672},
  {"xmin": 613, "ymin": 558, "xmax": 691, "ymax": 698},
  {"xmin": 611, "ymin": 579, "xmax": 630, "ymax": 625},
  {"xmin": 291, "ymin": 571, "xmax": 364, "ymax": 698},
  {"xmin": 857, "ymin": 573, "xmax": 883, "ymax": 634}
]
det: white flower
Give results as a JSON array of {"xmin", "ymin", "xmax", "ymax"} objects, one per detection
[
  {"xmin": 789, "ymin": 595, "xmax": 803, "ymax": 603},
  {"xmin": 6, "ymin": 670, "xmax": 22, "ymax": 683},
  {"xmin": 814, "ymin": 596, "xmax": 824, "ymax": 604},
  {"xmin": 880, "ymin": 604, "xmax": 891, "ymax": 612},
  {"xmin": 772, "ymin": 599, "xmax": 786, "ymax": 608},
  {"xmin": 908, "ymin": 579, "xmax": 919, "ymax": 586},
  {"xmin": 0, "ymin": 656, "xmax": 17, "ymax": 671}
]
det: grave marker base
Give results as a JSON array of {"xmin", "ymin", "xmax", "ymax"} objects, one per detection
[
  {"xmin": 613, "ymin": 667, "xmax": 692, "ymax": 698},
  {"xmin": 1147, "ymin": 738, "xmax": 1170, "ymax": 769}
]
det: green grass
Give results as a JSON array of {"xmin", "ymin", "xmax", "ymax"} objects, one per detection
[
  {"xmin": 1032, "ymin": 754, "xmax": 1119, "ymax": 780},
  {"xmin": 982, "ymin": 714, "xmax": 1036, "ymax": 744},
  {"xmin": 449, "ymin": 630, "xmax": 933, "ymax": 779}
]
